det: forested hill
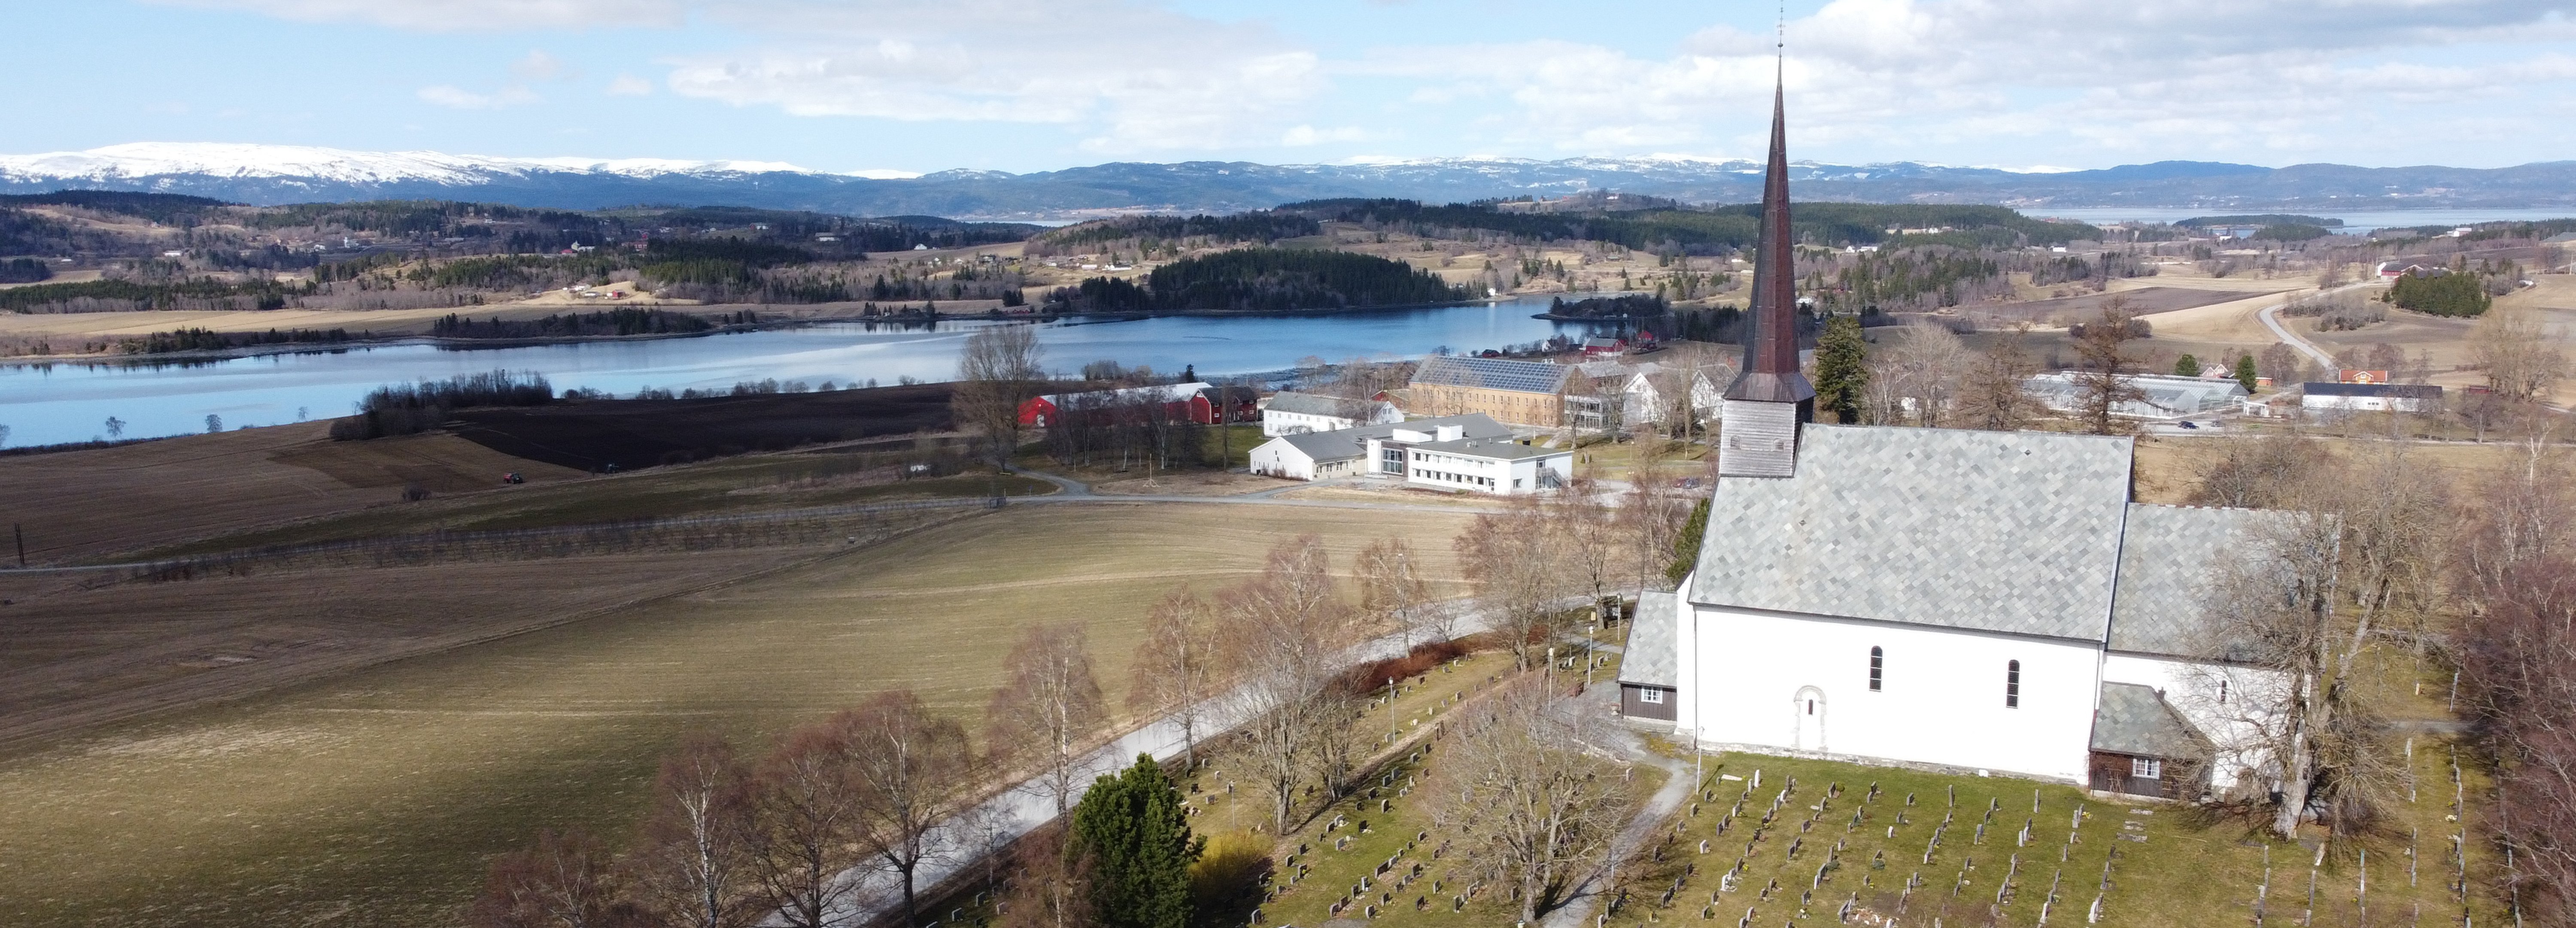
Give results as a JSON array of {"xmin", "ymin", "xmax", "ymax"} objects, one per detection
[
  {"xmin": 1282, "ymin": 199, "xmax": 2101, "ymax": 250},
  {"xmin": 1057, "ymin": 248, "xmax": 1466, "ymax": 313}
]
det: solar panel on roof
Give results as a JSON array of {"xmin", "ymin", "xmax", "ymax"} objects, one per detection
[{"xmin": 1414, "ymin": 356, "xmax": 1566, "ymax": 393}]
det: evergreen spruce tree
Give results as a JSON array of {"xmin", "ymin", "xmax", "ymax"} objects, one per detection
[
  {"xmin": 2174, "ymin": 353, "xmax": 2201, "ymax": 376},
  {"xmin": 1811, "ymin": 314, "xmax": 1869, "ymax": 422},
  {"xmin": 1069, "ymin": 754, "xmax": 1201, "ymax": 928},
  {"xmin": 1665, "ymin": 496, "xmax": 1713, "ymax": 583},
  {"xmin": 2234, "ymin": 354, "xmax": 2260, "ymax": 393}
]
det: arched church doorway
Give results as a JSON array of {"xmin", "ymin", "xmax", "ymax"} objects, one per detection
[{"xmin": 1792, "ymin": 686, "xmax": 1826, "ymax": 752}]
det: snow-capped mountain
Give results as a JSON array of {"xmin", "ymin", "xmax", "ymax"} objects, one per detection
[
  {"xmin": 0, "ymin": 142, "xmax": 891, "ymax": 185},
  {"xmin": 3, "ymin": 142, "xmax": 2573, "ymax": 219}
]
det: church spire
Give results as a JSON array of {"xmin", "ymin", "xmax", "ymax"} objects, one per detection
[{"xmin": 1716, "ymin": 49, "xmax": 1816, "ymax": 479}]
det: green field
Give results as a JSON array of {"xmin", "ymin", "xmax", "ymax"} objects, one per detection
[{"xmin": 0, "ymin": 503, "xmax": 1475, "ymax": 928}]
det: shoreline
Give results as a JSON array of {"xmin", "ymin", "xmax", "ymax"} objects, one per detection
[{"xmin": 0, "ymin": 297, "xmax": 1609, "ymax": 368}]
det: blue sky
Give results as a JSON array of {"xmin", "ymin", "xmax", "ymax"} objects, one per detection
[{"xmin": 7, "ymin": 0, "xmax": 2576, "ymax": 174}]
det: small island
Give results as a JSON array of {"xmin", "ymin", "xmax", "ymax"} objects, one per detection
[
  {"xmin": 1533, "ymin": 292, "xmax": 1669, "ymax": 321},
  {"xmin": 1046, "ymin": 247, "xmax": 1468, "ymax": 314}
]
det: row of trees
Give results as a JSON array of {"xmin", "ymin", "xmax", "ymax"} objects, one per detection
[
  {"xmin": 460, "ymin": 464, "xmax": 1704, "ymax": 927},
  {"xmin": 329, "ymin": 369, "xmax": 556, "ymax": 440},
  {"xmin": 2169, "ymin": 418, "xmax": 2576, "ymax": 928}
]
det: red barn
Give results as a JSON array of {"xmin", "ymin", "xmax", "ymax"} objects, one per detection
[
  {"xmin": 1018, "ymin": 382, "xmax": 1213, "ymax": 427},
  {"xmin": 1191, "ymin": 385, "xmax": 1261, "ymax": 425}
]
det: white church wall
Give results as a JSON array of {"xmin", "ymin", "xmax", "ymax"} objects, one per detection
[
  {"xmin": 2101, "ymin": 653, "xmax": 2293, "ymax": 795},
  {"xmin": 1681, "ymin": 604, "xmax": 2102, "ymax": 783}
]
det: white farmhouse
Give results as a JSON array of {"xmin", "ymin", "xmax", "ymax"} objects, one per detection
[
  {"xmin": 1625, "ymin": 365, "xmax": 1725, "ymax": 426},
  {"xmin": 1259, "ymin": 391, "xmax": 1401, "ymax": 437}
]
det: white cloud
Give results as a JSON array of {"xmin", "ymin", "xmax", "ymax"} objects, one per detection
[
  {"xmin": 154, "ymin": 0, "xmax": 683, "ymax": 30},
  {"xmin": 655, "ymin": 1, "xmax": 1326, "ymax": 154},
  {"xmin": 511, "ymin": 49, "xmax": 573, "ymax": 81},
  {"xmin": 152, "ymin": 0, "xmax": 2576, "ymax": 166},
  {"xmin": 1348, "ymin": 0, "xmax": 2576, "ymax": 164},
  {"xmin": 417, "ymin": 84, "xmax": 541, "ymax": 109},
  {"xmin": 1281, "ymin": 124, "xmax": 1366, "ymax": 147}
]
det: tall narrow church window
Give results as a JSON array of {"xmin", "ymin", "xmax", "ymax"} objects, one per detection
[
  {"xmin": 2005, "ymin": 660, "xmax": 2021, "ymax": 708},
  {"xmin": 1868, "ymin": 647, "xmax": 1883, "ymax": 691}
]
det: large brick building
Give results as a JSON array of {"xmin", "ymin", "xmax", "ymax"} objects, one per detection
[{"xmin": 1405, "ymin": 355, "xmax": 1572, "ymax": 428}]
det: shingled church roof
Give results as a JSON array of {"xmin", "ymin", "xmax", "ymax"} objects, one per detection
[
  {"xmin": 1685, "ymin": 424, "xmax": 2288, "ymax": 650},
  {"xmin": 1689, "ymin": 425, "xmax": 2136, "ymax": 642}
]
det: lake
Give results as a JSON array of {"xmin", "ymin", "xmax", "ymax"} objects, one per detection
[
  {"xmin": 0, "ymin": 297, "xmax": 1610, "ymax": 447},
  {"xmin": 2028, "ymin": 206, "xmax": 2576, "ymax": 236}
]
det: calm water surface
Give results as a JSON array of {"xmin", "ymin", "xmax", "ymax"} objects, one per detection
[
  {"xmin": 0, "ymin": 298, "xmax": 1606, "ymax": 446},
  {"xmin": 2029, "ymin": 206, "xmax": 2576, "ymax": 236}
]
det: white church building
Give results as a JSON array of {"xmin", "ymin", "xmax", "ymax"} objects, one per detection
[
  {"xmin": 1617, "ymin": 63, "xmax": 2296, "ymax": 802},
  {"xmin": 1622, "ymin": 426, "xmax": 2294, "ymax": 798}
]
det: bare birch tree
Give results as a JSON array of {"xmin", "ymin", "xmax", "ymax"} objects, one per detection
[
  {"xmin": 468, "ymin": 829, "xmax": 635, "ymax": 928},
  {"xmin": 1129, "ymin": 589, "xmax": 1222, "ymax": 767},
  {"xmin": 744, "ymin": 725, "xmax": 865, "ymax": 928},
  {"xmin": 627, "ymin": 733, "xmax": 754, "ymax": 928},
  {"xmin": 1617, "ymin": 474, "xmax": 1692, "ymax": 594},
  {"xmin": 845, "ymin": 691, "xmax": 979, "ymax": 928},
  {"xmin": 1218, "ymin": 536, "xmax": 1349, "ymax": 832},
  {"xmin": 953, "ymin": 324, "xmax": 1047, "ymax": 465},
  {"xmin": 1356, "ymin": 537, "xmax": 1431, "ymax": 648},
  {"xmin": 2472, "ymin": 304, "xmax": 2568, "ymax": 403},
  {"xmin": 1455, "ymin": 498, "xmax": 1576, "ymax": 670},
  {"xmin": 2456, "ymin": 425, "xmax": 2576, "ymax": 919},
  {"xmin": 1552, "ymin": 486, "xmax": 1627, "ymax": 612},
  {"xmin": 989, "ymin": 622, "xmax": 1107, "ymax": 816},
  {"xmin": 1432, "ymin": 674, "xmax": 1637, "ymax": 922},
  {"xmin": 2331, "ymin": 436, "xmax": 2452, "ymax": 655},
  {"xmin": 1862, "ymin": 322, "xmax": 1971, "ymax": 427}
]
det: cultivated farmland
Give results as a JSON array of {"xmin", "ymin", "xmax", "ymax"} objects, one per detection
[{"xmin": 0, "ymin": 502, "xmax": 1476, "ymax": 928}]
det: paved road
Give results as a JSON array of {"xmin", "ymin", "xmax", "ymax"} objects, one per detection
[
  {"xmin": 2255, "ymin": 281, "xmax": 2382, "ymax": 370},
  {"xmin": 817, "ymin": 604, "xmax": 1502, "ymax": 927}
]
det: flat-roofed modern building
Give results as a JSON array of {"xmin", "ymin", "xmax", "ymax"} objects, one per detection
[
  {"xmin": 1245, "ymin": 413, "xmax": 1511, "ymax": 482},
  {"xmin": 1370, "ymin": 425, "xmax": 1573, "ymax": 495}
]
